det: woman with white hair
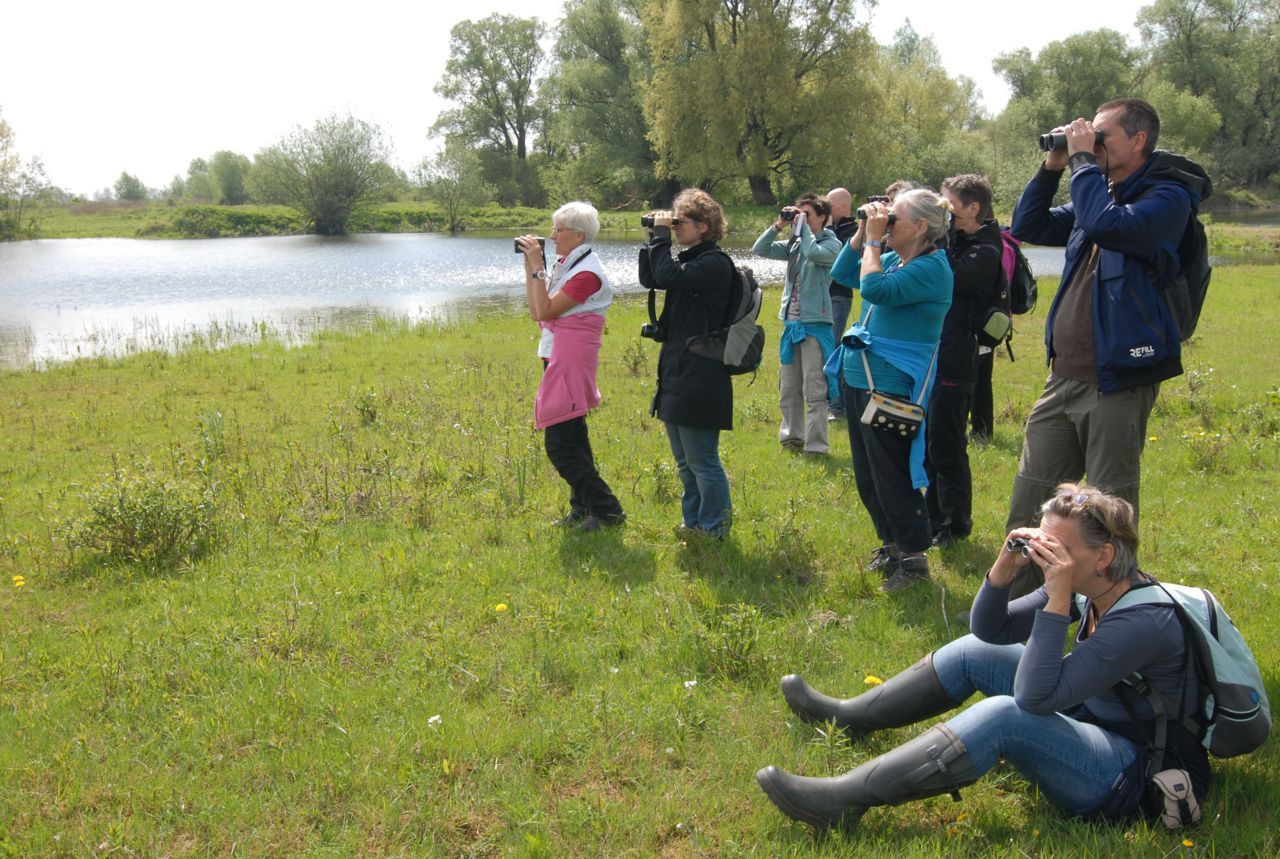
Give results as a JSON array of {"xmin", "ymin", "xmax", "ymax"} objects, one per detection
[
  {"xmin": 828, "ymin": 188, "xmax": 954, "ymax": 591},
  {"xmin": 516, "ymin": 201, "xmax": 625, "ymax": 532}
]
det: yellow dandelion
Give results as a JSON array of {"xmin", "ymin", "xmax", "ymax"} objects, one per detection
[
  {"xmin": 1148, "ymin": 436, "xmax": 1158, "ymax": 442},
  {"xmin": 1183, "ymin": 839, "xmax": 1195, "ymax": 848},
  {"xmin": 864, "ymin": 674, "xmax": 884, "ymax": 686},
  {"xmin": 495, "ymin": 603, "xmax": 508, "ymax": 613},
  {"xmin": 12, "ymin": 575, "xmax": 25, "ymax": 588}
]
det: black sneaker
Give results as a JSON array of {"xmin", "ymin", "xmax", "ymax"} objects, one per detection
[
  {"xmin": 883, "ymin": 555, "xmax": 929, "ymax": 593},
  {"xmin": 554, "ymin": 510, "xmax": 586, "ymax": 527},
  {"xmin": 576, "ymin": 512, "xmax": 627, "ymax": 532},
  {"xmin": 868, "ymin": 545, "xmax": 900, "ymax": 576}
]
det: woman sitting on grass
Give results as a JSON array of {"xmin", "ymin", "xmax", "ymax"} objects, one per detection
[
  {"xmin": 756, "ymin": 483, "xmax": 1209, "ymax": 831},
  {"xmin": 516, "ymin": 201, "xmax": 625, "ymax": 532}
]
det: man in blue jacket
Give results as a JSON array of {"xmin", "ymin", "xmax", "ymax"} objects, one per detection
[{"xmin": 1005, "ymin": 99, "xmax": 1211, "ymax": 590}]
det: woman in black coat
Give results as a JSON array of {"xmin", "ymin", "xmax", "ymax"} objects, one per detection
[{"xmin": 639, "ymin": 189, "xmax": 735, "ymax": 536}]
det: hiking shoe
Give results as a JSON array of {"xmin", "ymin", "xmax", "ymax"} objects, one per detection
[
  {"xmin": 576, "ymin": 512, "xmax": 627, "ymax": 532},
  {"xmin": 827, "ymin": 410, "xmax": 844, "ymax": 423},
  {"xmin": 883, "ymin": 555, "xmax": 930, "ymax": 593},
  {"xmin": 868, "ymin": 545, "xmax": 900, "ymax": 576},
  {"xmin": 781, "ymin": 438, "xmax": 804, "ymax": 453},
  {"xmin": 554, "ymin": 510, "xmax": 586, "ymax": 527}
]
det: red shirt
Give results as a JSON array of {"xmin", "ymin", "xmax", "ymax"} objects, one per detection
[{"xmin": 558, "ymin": 270, "xmax": 601, "ymax": 304}]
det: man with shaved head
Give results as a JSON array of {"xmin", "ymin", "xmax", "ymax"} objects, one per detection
[{"xmin": 825, "ymin": 187, "xmax": 856, "ymax": 421}]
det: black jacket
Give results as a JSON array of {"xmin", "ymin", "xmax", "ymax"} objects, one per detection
[
  {"xmin": 639, "ymin": 237, "xmax": 735, "ymax": 430},
  {"xmin": 829, "ymin": 217, "xmax": 858, "ymax": 298},
  {"xmin": 939, "ymin": 219, "xmax": 1003, "ymax": 382}
]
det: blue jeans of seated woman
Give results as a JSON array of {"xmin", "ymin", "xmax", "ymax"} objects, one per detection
[
  {"xmin": 664, "ymin": 422, "xmax": 731, "ymax": 536},
  {"xmin": 931, "ymin": 634, "xmax": 1141, "ymax": 816}
]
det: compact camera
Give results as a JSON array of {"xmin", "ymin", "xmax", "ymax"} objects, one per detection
[
  {"xmin": 514, "ymin": 237, "xmax": 546, "ymax": 253},
  {"xmin": 639, "ymin": 322, "xmax": 667, "ymax": 342},
  {"xmin": 1038, "ymin": 131, "xmax": 1105, "ymax": 152},
  {"xmin": 1005, "ymin": 536, "xmax": 1031, "ymax": 557},
  {"xmin": 856, "ymin": 207, "xmax": 897, "ymax": 225}
]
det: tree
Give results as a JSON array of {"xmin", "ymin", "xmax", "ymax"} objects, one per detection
[
  {"xmin": 209, "ymin": 150, "xmax": 252, "ymax": 205},
  {"xmin": 540, "ymin": 0, "xmax": 676, "ymax": 206},
  {"xmin": 252, "ymin": 115, "xmax": 392, "ymax": 235},
  {"xmin": 186, "ymin": 158, "xmax": 213, "ymax": 202},
  {"xmin": 642, "ymin": 0, "xmax": 880, "ymax": 204},
  {"xmin": 434, "ymin": 15, "xmax": 547, "ymax": 205},
  {"xmin": 1139, "ymin": 0, "xmax": 1280, "ymax": 184},
  {"xmin": 114, "ymin": 171, "xmax": 148, "ymax": 201},
  {"xmin": 1, "ymin": 111, "xmax": 55, "ymax": 240},
  {"xmin": 994, "ymin": 29, "xmax": 1139, "ymax": 133},
  {"xmin": 417, "ymin": 139, "xmax": 494, "ymax": 232}
]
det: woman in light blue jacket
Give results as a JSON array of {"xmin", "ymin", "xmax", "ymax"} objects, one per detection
[{"xmin": 753, "ymin": 192, "xmax": 842, "ymax": 454}]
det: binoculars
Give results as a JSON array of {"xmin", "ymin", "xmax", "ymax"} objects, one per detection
[{"xmin": 1038, "ymin": 131, "xmax": 1105, "ymax": 151}]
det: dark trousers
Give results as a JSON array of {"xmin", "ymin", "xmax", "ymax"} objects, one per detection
[
  {"xmin": 971, "ymin": 350, "xmax": 994, "ymax": 440},
  {"xmin": 925, "ymin": 378, "xmax": 974, "ymax": 540},
  {"xmin": 845, "ymin": 383, "xmax": 933, "ymax": 553},
  {"xmin": 544, "ymin": 415, "xmax": 623, "ymax": 520}
]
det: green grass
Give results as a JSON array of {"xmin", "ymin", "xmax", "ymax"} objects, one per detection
[{"xmin": 1, "ymin": 268, "xmax": 1278, "ymax": 856}]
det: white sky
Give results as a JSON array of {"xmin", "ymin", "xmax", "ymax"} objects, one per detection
[{"xmin": 3, "ymin": 0, "xmax": 1152, "ymax": 197}]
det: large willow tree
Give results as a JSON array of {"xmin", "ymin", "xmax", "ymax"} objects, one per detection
[{"xmin": 642, "ymin": 0, "xmax": 880, "ymax": 204}]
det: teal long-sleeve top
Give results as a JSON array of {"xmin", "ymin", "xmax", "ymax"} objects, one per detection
[
  {"xmin": 830, "ymin": 244, "xmax": 952, "ymax": 395},
  {"xmin": 753, "ymin": 221, "xmax": 841, "ymax": 324}
]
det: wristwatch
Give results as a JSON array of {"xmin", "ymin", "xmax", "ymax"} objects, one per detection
[
  {"xmin": 866, "ymin": 239, "xmax": 883, "ymax": 249},
  {"xmin": 533, "ymin": 269, "xmax": 547, "ymax": 280}
]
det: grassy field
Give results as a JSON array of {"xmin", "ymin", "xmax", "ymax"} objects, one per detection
[{"xmin": 1, "ymin": 267, "xmax": 1278, "ymax": 856}]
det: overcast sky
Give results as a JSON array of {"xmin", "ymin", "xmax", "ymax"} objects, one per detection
[{"xmin": 3, "ymin": 0, "xmax": 1153, "ymax": 196}]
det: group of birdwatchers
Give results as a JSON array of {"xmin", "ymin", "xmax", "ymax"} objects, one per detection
[{"xmin": 515, "ymin": 97, "xmax": 1226, "ymax": 831}]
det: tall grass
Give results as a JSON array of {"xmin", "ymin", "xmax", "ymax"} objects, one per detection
[{"xmin": 1, "ymin": 268, "xmax": 1277, "ymax": 855}]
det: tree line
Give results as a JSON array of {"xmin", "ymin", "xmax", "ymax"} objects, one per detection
[
  {"xmin": 436, "ymin": 0, "xmax": 1277, "ymax": 209},
  {"xmin": 4, "ymin": 0, "xmax": 1276, "ymax": 240}
]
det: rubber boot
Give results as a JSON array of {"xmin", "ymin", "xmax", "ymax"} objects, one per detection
[
  {"xmin": 756, "ymin": 724, "xmax": 978, "ymax": 830},
  {"xmin": 780, "ymin": 652, "xmax": 959, "ymax": 737}
]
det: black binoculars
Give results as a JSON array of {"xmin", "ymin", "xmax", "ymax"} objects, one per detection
[
  {"xmin": 1038, "ymin": 131, "xmax": 1105, "ymax": 152},
  {"xmin": 514, "ymin": 237, "xmax": 545, "ymax": 253},
  {"xmin": 641, "ymin": 215, "xmax": 682, "ymax": 228},
  {"xmin": 856, "ymin": 207, "xmax": 897, "ymax": 225}
]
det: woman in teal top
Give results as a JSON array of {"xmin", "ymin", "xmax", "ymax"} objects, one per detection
[{"xmin": 830, "ymin": 189, "xmax": 953, "ymax": 592}]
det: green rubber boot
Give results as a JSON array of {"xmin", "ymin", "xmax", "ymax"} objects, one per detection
[
  {"xmin": 780, "ymin": 652, "xmax": 959, "ymax": 737},
  {"xmin": 756, "ymin": 724, "xmax": 978, "ymax": 830}
]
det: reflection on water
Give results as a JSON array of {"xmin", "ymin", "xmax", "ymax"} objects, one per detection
[{"xmin": 0, "ymin": 230, "xmax": 1141, "ymax": 371}]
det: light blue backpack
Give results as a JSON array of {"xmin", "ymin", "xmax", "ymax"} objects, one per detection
[{"xmin": 1079, "ymin": 579, "xmax": 1271, "ymax": 759}]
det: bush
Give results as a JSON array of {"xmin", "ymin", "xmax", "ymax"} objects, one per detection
[{"xmin": 64, "ymin": 465, "xmax": 218, "ymax": 568}]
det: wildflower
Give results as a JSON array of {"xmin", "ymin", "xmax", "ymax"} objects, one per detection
[
  {"xmin": 428, "ymin": 714, "xmax": 442, "ymax": 727},
  {"xmin": 609, "ymin": 667, "xmax": 620, "ymax": 674},
  {"xmin": 12, "ymin": 575, "xmax": 25, "ymax": 588},
  {"xmin": 1183, "ymin": 839, "xmax": 1195, "ymax": 848},
  {"xmin": 864, "ymin": 674, "xmax": 884, "ymax": 686},
  {"xmin": 494, "ymin": 603, "xmax": 508, "ymax": 613},
  {"xmin": 683, "ymin": 679, "xmax": 697, "ymax": 689},
  {"xmin": 1149, "ymin": 436, "xmax": 1158, "ymax": 442}
]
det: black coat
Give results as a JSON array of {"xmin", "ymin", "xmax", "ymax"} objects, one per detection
[
  {"xmin": 638, "ymin": 237, "xmax": 735, "ymax": 430},
  {"xmin": 939, "ymin": 219, "xmax": 1003, "ymax": 383}
]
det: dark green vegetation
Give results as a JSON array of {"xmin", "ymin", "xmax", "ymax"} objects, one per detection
[{"xmin": 2, "ymin": 267, "xmax": 1278, "ymax": 855}]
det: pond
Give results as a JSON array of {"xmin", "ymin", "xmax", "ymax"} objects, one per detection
[{"xmin": 0, "ymin": 229, "xmax": 1237, "ymax": 370}]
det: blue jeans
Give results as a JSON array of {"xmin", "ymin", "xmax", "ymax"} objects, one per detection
[
  {"xmin": 664, "ymin": 422, "xmax": 731, "ymax": 536},
  {"xmin": 932, "ymin": 635, "xmax": 1141, "ymax": 816},
  {"xmin": 828, "ymin": 290, "xmax": 853, "ymax": 415}
]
